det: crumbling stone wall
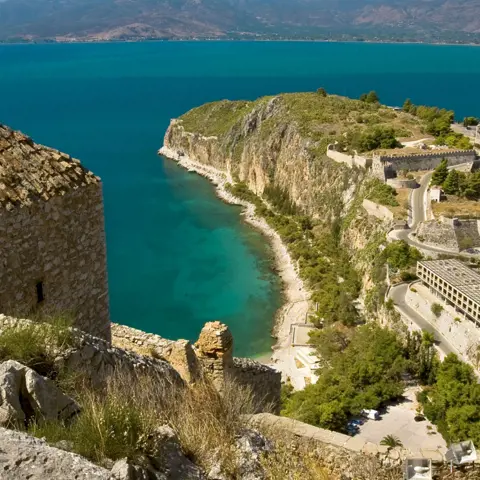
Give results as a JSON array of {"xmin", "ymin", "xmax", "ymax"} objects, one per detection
[
  {"xmin": 195, "ymin": 322, "xmax": 281, "ymax": 413},
  {"xmin": 113, "ymin": 321, "xmax": 282, "ymax": 413},
  {"xmin": 0, "ymin": 185, "xmax": 110, "ymax": 340},
  {"xmin": 0, "ymin": 314, "xmax": 183, "ymax": 390}
]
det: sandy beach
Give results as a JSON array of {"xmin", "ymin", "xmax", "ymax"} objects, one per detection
[{"xmin": 159, "ymin": 146, "xmax": 311, "ymax": 377}]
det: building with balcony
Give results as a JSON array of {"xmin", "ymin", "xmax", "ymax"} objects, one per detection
[{"xmin": 416, "ymin": 259, "xmax": 480, "ymax": 327}]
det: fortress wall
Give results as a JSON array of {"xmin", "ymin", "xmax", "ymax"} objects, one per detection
[
  {"xmin": 373, "ymin": 150, "xmax": 477, "ymax": 179},
  {"xmin": 326, "ymin": 145, "xmax": 369, "ymax": 169},
  {"xmin": 362, "ymin": 199, "xmax": 394, "ymax": 221},
  {"xmin": 326, "ymin": 147, "xmax": 354, "ymax": 167},
  {"xmin": 0, "ymin": 184, "xmax": 110, "ymax": 341},
  {"xmin": 232, "ymin": 357, "xmax": 281, "ymax": 412}
]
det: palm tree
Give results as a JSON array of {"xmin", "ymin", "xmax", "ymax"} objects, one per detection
[{"xmin": 380, "ymin": 435, "xmax": 403, "ymax": 449}]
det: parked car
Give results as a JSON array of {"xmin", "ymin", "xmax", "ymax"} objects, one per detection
[{"xmin": 361, "ymin": 409, "xmax": 380, "ymax": 420}]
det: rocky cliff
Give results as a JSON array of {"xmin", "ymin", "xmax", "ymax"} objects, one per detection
[
  {"xmin": 163, "ymin": 94, "xmax": 364, "ymax": 220},
  {"xmin": 162, "ymin": 93, "xmax": 402, "ymax": 275}
]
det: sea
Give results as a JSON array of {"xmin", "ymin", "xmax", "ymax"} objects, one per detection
[{"xmin": 1, "ymin": 41, "xmax": 480, "ymax": 357}]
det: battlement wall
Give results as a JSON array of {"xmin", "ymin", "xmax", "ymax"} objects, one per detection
[{"xmin": 372, "ymin": 150, "xmax": 477, "ymax": 180}]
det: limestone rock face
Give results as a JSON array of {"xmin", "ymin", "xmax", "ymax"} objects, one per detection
[
  {"xmin": 148, "ymin": 425, "xmax": 206, "ymax": 479},
  {"xmin": 208, "ymin": 429, "xmax": 271, "ymax": 480},
  {"xmin": 162, "ymin": 98, "xmax": 359, "ymax": 219},
  {"xmin": 111, "ymin": 459, "xmax": 149, "ymax": 480},
  {"xmin": 111, "ymin": 426, "xmax": 206, "ymax": 480},
  {"xmin": 0, "ymin": 427, "xmax": 113, "ymax": 479},
  {"xmin": 0, "ymin": 360, "xmax": 79, "ymax": 427}
]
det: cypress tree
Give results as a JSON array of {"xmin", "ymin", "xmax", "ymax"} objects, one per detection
[
  {"xmin": 443, "ymin": 169, "xmax": 460, "ymax": 195},
  {"xmin": 430, "ymin": 159, "xmax": 449, "ymax": 186}
]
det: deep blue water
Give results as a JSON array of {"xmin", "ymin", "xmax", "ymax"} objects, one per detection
[{"xmin": 1, "ymin": 41, "xmax": 480, "ymax": 356}]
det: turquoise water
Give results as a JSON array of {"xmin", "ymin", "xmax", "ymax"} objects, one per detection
[{"xmin": 1, "ymin": 41, "xmax": 480, "ymax": 356}]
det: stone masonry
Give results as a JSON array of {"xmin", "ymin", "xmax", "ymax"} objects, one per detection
[
  {"xmin": 372, "ymin": 150, "xmax": 477, "ymax": 180},
  {"xmin": 195, "ymin": 321, "xmax": 282, "ymax": 412},
  {"xmin": 0, "ymin": 125, "xmax": 110, "ymax": 341},
  {"xmin": 112, "ymin": 320, "xmax": 282, "ymax": 413}
]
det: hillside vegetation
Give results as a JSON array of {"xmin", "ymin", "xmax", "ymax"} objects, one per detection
[{"xmin": 180, "ymin": 92, "xmax": 425, "ymax": 157}]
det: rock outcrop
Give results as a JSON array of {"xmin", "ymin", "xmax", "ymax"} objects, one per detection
[
  {"xmin": 0, "ymin": 427, "xmax": 113, "ymax": 479},
  {"xmin": 0, "ymin": 360, "xmax": 79, "ymax": 428}
]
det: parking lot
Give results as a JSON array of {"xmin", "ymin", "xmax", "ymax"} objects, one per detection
[{"xmin": 357, "ymin": 387, "xmax": 447, "ymax": 454}]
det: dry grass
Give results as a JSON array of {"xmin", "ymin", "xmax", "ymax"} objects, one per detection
[
  {"xmin": 0, "ymin": 316, "xmax": 75, "ymax": 377},
  {"xmin": 29, "ymin": 368, "xmax": 262, "ymax": 475},
  {"xmin": 432, "ymin": 196, "xmax": 480, "ymax": 218}
]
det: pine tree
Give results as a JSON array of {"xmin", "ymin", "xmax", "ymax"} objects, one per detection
[
  {"xmin": 403, "ymin": 98, "xmax": 413, "ymax": 113},
  {"xmin": 443, "ymin": 169, "xmax": 460, "ymax": 195},
  {"xmin": 366, "ymin": 91, "xmax": 380, "ymax": 104},
  {"xmin": 430, "ymin": 159, "xmax": 449, "ymax": 186}
]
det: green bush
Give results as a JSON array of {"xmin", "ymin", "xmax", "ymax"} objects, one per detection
[
  {"xmin": 382, "ymin": 240, "xmax": 422, "ymax": 270},
  {"xmin": 431, "ymin": 303, "xmax": 444, "ymax": 318},
  {"xmin": 0, "ymin": 316, "xmax": 74, "ymax": 376},
  {"xmin": 419, "ymin": 354, "xmax": 480, "ymax": 446},
  {"xmin": 366, "ymin": 179, "xmax": 399, "ymax": 207}
]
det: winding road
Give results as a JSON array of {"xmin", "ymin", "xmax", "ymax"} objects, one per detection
[
  {"xmin": 387, "ymin": 168, "xmax": 475, "ymax": 358},
  {"xmin": 388, "ymin": 283, "xmax": 457, "ymax": 358}
]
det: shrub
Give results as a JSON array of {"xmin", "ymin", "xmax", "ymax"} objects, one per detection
[
  {"xmin": 0, "ymin": 316, "xmax": 74, "ymax": 376},
  {"xmin": 366, "ymin": 179, "xmax": 399, "ymax": 207},
  {"xmin": 400, "ymin": 271, "xmax": 417, "ymax": 282},
  {"xmin": 431, "ymin": 303, "xmax": 443, "ymax": 318}
]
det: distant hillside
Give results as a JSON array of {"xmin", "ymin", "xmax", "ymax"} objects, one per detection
[{"xmin": 0, "ymin": 0, "xmax": 480, "ymax": 43}]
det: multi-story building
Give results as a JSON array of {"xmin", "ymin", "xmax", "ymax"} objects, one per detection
[{"xmin": 416, "ymin": 259, "xmax": 480, "ymax": 326}]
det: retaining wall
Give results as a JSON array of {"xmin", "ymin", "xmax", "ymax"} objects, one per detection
[
  {"xmin": 362, "ymin": 199, "xmax": 394, "ymax": 221},
  {"xmin": 404, "ymin": 283, "xmax": 480, "ymax": 366},
  {"xmin": 249, "ymin": 413, "xmax": 445, "ymax": 464},
  {"xmin": 386, "ymin": 178, "xmax": 418, "ymax": 189}
]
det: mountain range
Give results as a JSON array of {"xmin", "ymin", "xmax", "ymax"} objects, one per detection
[{"xmin": 0, "ymin": 0, "xmax": 479, "ymax": 43}]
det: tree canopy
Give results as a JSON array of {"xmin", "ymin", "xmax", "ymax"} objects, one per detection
[
  {"xmin": 282, "ymin": 325, "xmax": 405, "ymax": 432},
  {"xmin": 431, "ymin": 159, "xmax": 449, "ymax": 186},
  {"xmin": 419, "ymin": 354, "xmax": 480, "ymax": 446}
]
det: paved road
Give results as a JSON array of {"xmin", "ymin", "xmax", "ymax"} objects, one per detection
[
  {"xmin": 388, "ymin": 284, "xmax": 458, "ymax": 358},
  {"xmin": 411, "ymin": 172, "xmax": 432, "ymax": 228}
]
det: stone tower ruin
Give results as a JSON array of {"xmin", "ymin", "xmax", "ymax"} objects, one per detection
[{"xmin": 0, "ymin": 125, "xmax": 110, "ymax": 341}]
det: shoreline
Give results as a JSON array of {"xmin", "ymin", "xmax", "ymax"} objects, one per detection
[
  {"xmin": 3, "ymin": 39, "xmax": 480, "ymax": 48},
  {"xmin": 158, "ymin": 146, "xmax": 311, "ymax": 376}
]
